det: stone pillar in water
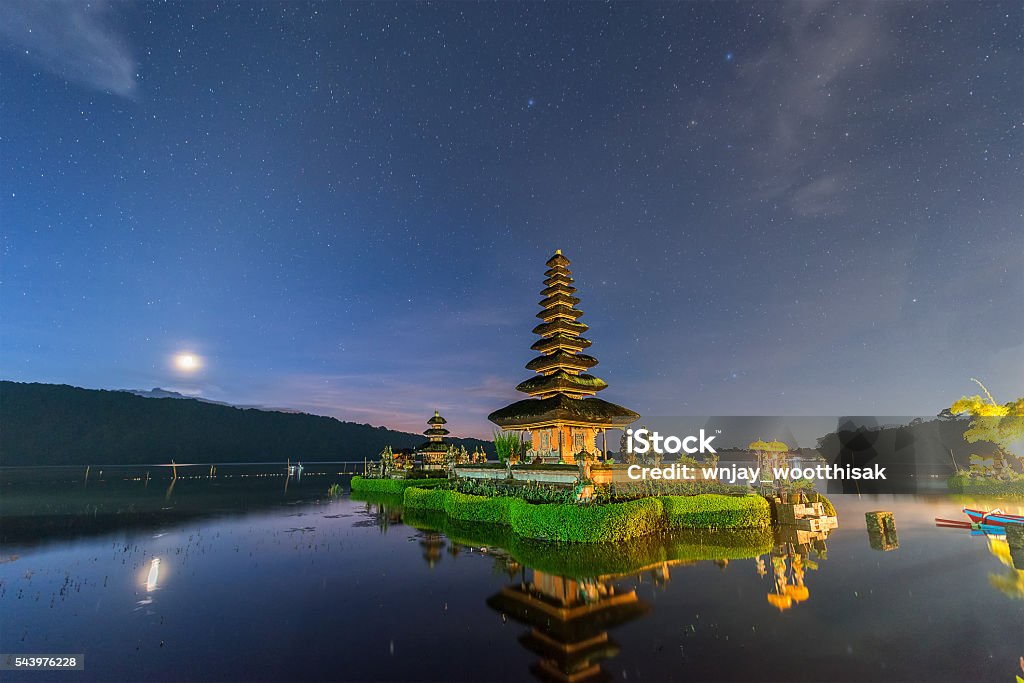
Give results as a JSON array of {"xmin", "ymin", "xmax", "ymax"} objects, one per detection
[{"xmin": 865, "ymin": 511, "xmax": 899, "ymax": 551}]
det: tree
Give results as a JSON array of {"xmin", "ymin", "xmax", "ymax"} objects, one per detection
[{"xmin": 949, "ymin": 379, "xmax": 1024, "ymax": 476}]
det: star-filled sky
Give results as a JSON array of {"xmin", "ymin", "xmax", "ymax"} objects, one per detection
[{"xmin": 2, "ymin": 1, "xmax": 1021, "ymax": 438}]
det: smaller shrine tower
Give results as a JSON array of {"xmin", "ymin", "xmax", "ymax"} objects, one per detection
[{"xmin": 417, "ymin": 410, "xmax": 449, "ymax": 471}]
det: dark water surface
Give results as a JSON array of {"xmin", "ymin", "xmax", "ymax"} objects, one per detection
[{"xmin": 1, "ymin": 466, "xmax": 1021, "ymax": 682}]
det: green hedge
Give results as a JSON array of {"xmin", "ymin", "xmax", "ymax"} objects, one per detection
[
  {"xmin": 947, "ymin": 473, "xmax": 1024, "ymax": 497},
  {"xmin": 403, "ymin": 485, "xmax": 450, "ymax": 508},
  {"xmin": 661, "ymin": 494, "xmax": 771, "ymax": 530},
  {"xmin": 403, "ymin": 486, "xmax": 770, "ymax": 543},
  {"xmin": 443, "ymin": 491, "xmax": 522, "ymax": 526},
  {"xmin": 349, "ymin": 476, "xmax": 447, "ymax": 495},
  {"xmin": 511, "ymin": 497, "xmax": 665, "ymax": 543}
]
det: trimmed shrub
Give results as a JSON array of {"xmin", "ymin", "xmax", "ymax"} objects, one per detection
[
  {"xmin": 350, "ymin": 476, "xmax": 446, "ymax": 495},
  {"xmin": 403, "ymin": 485, "xmax": 449, "ymax": 510},
  {"xmin": 443, "ymin": 491, "xmax": 521, "ymax": 526},
  {"xmin": 947, "ymin": 473, "xmax": 1024, "ymax": 497},
  {"xmin": 510, "ymin": 497, "xmax": 665, "ymax": 543},
  {"xmin": 661, "ymin": 494, "xmax": 771, "ymax": 530}
]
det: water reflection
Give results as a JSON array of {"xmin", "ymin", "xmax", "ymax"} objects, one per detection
[
  {"xmin": 390, "ymin": 501, "xmax": 837, "ymax": 682},
  {"xmin": 763, "ymin": 526, "xmax": 829, "ymax": 611},
  {"xmin": 487, "ymin": 568, "xmax": 648, "ymax": 683},
  {"xmin": 420, "ymin": 532, "xmax": 445, "ymax": 568},
  {"xmin": 986, "ymin": 535, "xmax": 1024, "ymax": 598},
  {"xmin": 0, "ymin": 466, "xmax": 343, "ymax": 546},
  {"xmin": 145, "ymin": 558, "xmax": 161, "ymax": 592},
  {"xmin": 4, "ymin": 477, "xmax": 1022, "ymax": 682},
  {"xmin": 351, "ymin": 494, "xmax": 404, "ymax": 533}
]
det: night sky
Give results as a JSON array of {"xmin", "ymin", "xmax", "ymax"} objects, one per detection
[{"xmin": 2, "ymin": 1, "xmax": 1021, "ymax": 438}]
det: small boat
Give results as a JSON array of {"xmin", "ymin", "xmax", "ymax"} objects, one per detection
[
  {"xmin": 963, "ymin": 508, "xmax": 1024, "ymax": 528},
  {"xmin": 935, "ymin": 517, "xmax": 1005, "ymax": 535}
]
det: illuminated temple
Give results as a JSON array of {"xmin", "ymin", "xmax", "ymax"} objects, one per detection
[{"xmin": 488, "ymin": 250, "xmax": 639, "ymax": 463}]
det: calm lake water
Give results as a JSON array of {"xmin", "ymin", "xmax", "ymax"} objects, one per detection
[{"xmin": 1, "ymin": 465, "xmax": 1021, "ymax": 682}]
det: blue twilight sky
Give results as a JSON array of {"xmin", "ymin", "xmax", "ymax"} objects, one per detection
[{"xmin": 1, "ymin": 1, "xmax": 1021, "ymax": 438}]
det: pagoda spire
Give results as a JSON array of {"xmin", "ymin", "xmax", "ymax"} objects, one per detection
[
  {"xmin": 517, "ymin": 251, "xmax": 606, "ymax": 400},
  {"xmin": 488, "ymin": 250, "xmax": 638, "ymax": 463},
  {"xmin": 423, "ymin": 409, "xmax": 449, "ymax": 442}
]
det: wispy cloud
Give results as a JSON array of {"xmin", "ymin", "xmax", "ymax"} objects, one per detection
[
  {"xmin": 736, "ymin": 2, "xmax": 894, "ymax": 216},
  {"xmin": 0, "ymin": 0, "xmax": 138, "ymax": 97}
]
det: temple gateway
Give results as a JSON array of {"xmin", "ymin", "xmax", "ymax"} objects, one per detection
[{"xmin": 488, "ymin": 250, "xmax": 639, "ymax": 463}]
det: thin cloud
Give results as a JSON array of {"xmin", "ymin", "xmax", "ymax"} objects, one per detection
[
  {"xmin": 1, "ymin": 0, "xmax": 138, "ymax": 97},
  {"xmin": 737, "ymin": 2, "xmax": 893, "ymax": 215}
]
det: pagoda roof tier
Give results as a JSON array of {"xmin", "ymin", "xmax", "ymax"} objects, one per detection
[
  {"xmin": 536, "ymin": 304, "xmax": 584, "ymax": 321},
  {"xmin": 543, "ymin": 273, "xmax": 574, "ymax": 288},
  {"xmin": 423, "ymin": 427, "xmax": 450, "ymax": 437},
  {"xmin": 544, "ymin": 265, "xmax": 572, "ymax": 278},
  {"xmin": 518, "ymin": 631, "xmax": 622, "ymax": 672},
  {"xmin": 539, "ymin": 293, "xmax": 581, "ymax": 308},
  {"xmin": 489, "ymin": 249, "xmax": 638, "ymax": 429},
  {"xmin": 531, "ymin": 333, "xmax": 592, "ymax": 353},
  {"xmin": 525, "ymin": 351, "xmax": 598, "ymax": 373},
  {"xmin": 540, "ymin": 284, "xmax": 577, "ymax": 297},
  {"xmin": 489, "ymin": 394, "xmax": 640, "ymax": 429},
  {"xmin": 546, "ymin": 251, "xmax": 571, "ymax": 268},
  {"xmin": 515, "ymin": 370, "xmax": 608, "ymax": 397},
  {"xmin": 532, "ymin": 319, "xmax": 588, "ymax": 337},
  {"xmin": 427, "ymin": 411, "xmax": 447, "ymax": 425}
]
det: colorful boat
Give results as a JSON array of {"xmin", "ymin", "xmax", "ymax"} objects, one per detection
[{"xmin": 963, "ymin": 508, "xmax": 1024, "ymax": 528}]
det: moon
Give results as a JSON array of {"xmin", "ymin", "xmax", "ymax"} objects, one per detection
[{"xmin": 174, "ymin": 353, "xmax": 201, "ymax": 372}]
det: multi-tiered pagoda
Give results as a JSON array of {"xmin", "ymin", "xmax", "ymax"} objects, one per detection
[
  {"xmin": 488, "ymin": 250, "xmax": 639, "ymax": 463},
  {"xmin": 417, "ymin": 410, "xmax": 449, "ymax": 471}
]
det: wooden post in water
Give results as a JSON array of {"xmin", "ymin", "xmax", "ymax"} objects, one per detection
[
  {"xmin": 84, "ymin": 464, "xmax": 91, "ymax": 487},
  {"xmin": 171, "ymin": 460, "xmax": 178, "ymax": 480}
]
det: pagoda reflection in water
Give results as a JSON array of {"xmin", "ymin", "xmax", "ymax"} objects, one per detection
[
  {"xmin": 486, "ymin": 568, "xmax": 650, "ymax": 683},
  {"xmin": 397, "ymin": 504, "xmax": 837, "ymax": 680}
]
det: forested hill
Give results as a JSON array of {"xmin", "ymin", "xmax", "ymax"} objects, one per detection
[{"xmin": 0, "ymin": 381, "xmax": 490, "ymax": 466}]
